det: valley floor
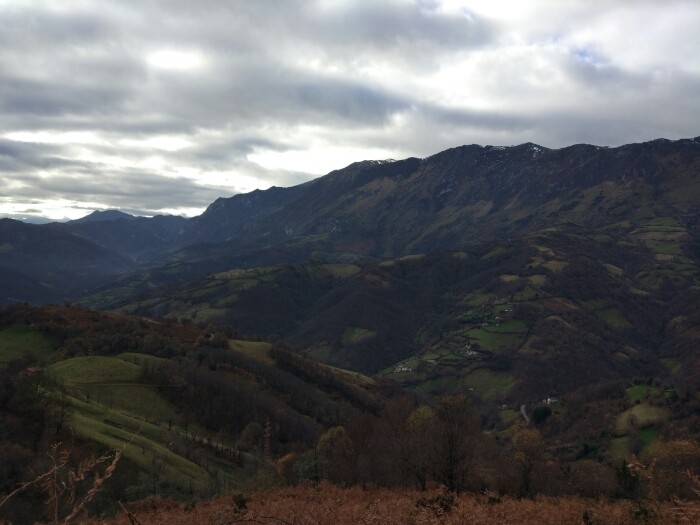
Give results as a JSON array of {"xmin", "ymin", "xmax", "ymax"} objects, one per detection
[{"xmin": 83, "ymin": 484, "xmax": 698, "ymax": 525}]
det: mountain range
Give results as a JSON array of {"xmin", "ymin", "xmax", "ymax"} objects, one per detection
[
  {"xmin": 2, "ymin": 134, "xmax": 698, "ymax": 387},
  {"xmin": 1, "ymin": 136, "xmax": 699, "ymax": 504},
  {"xmin": 2, "ymin": 136, "xmax": 699, "ymax": 306}
]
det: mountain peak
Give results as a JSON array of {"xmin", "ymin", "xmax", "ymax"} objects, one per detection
[{"xmin": 71, "ymin": 210, "xmax": 136, "ymax": 224}]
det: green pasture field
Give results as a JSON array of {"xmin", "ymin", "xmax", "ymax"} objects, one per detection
[
  {"xmin": 615, "ymin": 403, "xmax": 668, "ymax": 434},
  {"xmin": 314, "ymin": 264, "xmax": 362, "ymax": 278},
  {"xmin": 466, "ymin": 329, "xmax": 522, "ymax": 352},
  {"xmin": 643, "ymin": 240, "xmax": 683, "ymax": 256},
  {"xmin": 0, "ymin": 327, "xmax": 56, "ymax": 363},
  {"xmin": 626, "ymin": 384, "xmax": 651, "ymax": 404},
  {"xmin": 66, "ymin": 397, "xmax": 210, "ymax": 490},
  {"xmin": 596, "ymin": 308, "xmax": 632, "ymax": 330},
  {"xmin": 418, "ymin": 375, "xmax": 459, "ymax": 394},
  {"xmin": 660, "ymin": 357, "xmax": 681, "ymax": 373},
  {"xmin": 527, "ymin": 275, "xmax": 547, "ymax": 286},
  {"xmin": 342, "ymin": 327, "xmax": 376, "ymax": 345},
  {"xmin": 608, "ymin": 437, "xmax": 631, "ymax": 461},
  {"xmin": 229, "ymin": 339, "xmax": 273, "ymax": 362},
  {"xmin": 117, "ymin": 352, "xmax": 168, "ymax": 366},
  {"xmin": 485, "ymin": 319, "xmax": 527, "ymax": 333},
  {"xmin": 642, "ymin": 217, "xmax": 681, "ymax": 228},
  {"xmin": 604, "ymin": 263, "xmax": 623, "ymax": 277},
  {"xmin": 512, "ymin": 286, "xmax": 539, "ymax": 301},
  {"xmin": 46, "ymin": 355, "xmax": 247, "ymax": 491},
  {"xmin": 215, "ymin": 294, "xmax": 239, "ymax": 308},
  {"xmin": 638, "ymin": 427, "xmax": 659, "ymax": 448},
  {"xmin": 499, "ymin": 409, "xmax": 519, "ymax": 425},
  {"xmin": 47, "ymin": 356, "xmax": 182, "ymax": 425},
  {"xmin": 463, "ymin": 368, "xmax": 516, "ymax": 401},
  {"xmin": 541, "ymin": 260, "xmax": 569, "ymax": 272}
]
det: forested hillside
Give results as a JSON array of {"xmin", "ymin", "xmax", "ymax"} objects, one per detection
[
  {"xmin": 0, "ymin": 305, "xmax": 380, "ymax": 522},
  {"xmin": 1, "ymin": 303, "xmax": 698, "ymax": 523},
  {"xmin": 1, "ymin": 137, "xmax": 699, "ymax": 523}
]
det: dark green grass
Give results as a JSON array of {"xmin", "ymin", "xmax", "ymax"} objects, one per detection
[
  {"xmin": 47, "ymin": 356, "xmax": 182, "ymax": 424},
  {"xmin": 626, "ymin": 384, "xmax": 650, "ymax": 404},
  {"xmin": 467, "ymin": 329, "xmax": 522, "ymax": 352},
  {"xmin": 0, "ymin": 327, "xmax": 56, "ymax": 362},
  {"xmin": 463, "ymin": 368, "xmax": 517, "ymax": 400}
]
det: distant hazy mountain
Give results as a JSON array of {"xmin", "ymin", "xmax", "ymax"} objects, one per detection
[
  {"xmin": 56, "ymin": 214, "xmax": 188, "ymax": 260},
  {"xmin": 0, "ymin": 218, "xmax": 132, "ymax": 304},
  {"xmin": 0, "ymin": 214, "xmax": 58, "ymax": 224},
  {"xmin": 70, "ymin": 209, "xmax": 137, "ymax": 223}
]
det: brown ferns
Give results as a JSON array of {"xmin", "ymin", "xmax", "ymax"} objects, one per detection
[{"xmin": 0, "ymin": 442, "xmax": 121, "ymax": 524}]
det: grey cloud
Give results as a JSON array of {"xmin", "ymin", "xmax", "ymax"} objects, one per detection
[
  {"xmin": 141, "ymin": 59, "xmax": 411, "ymax": 128},
  {"xmin": 0, "ymin": 0, "xmax": 494, "ymax": 139},
  {"xmin": 0, "ymin": 139, "xmax": 66, "ymax": 172},
  {"xmin": 560, "ymin": 50, "xmax": 649, "ymax": 93},
  {"xmin": 291, "ymin": 80, "xmax": 409, "ymax": 124},
  {"xmin": 0, "ymin": 75, "xmax": 132, "ymax": 117},
  {"xmin": 0, "ymin": 137, "xmax": 222, "ymax": 213},
  {"xmin": 294, "ymin": 1, "xmax": 493, "ymax": 64},
  {"xmin": 149, "ymin": 0, "xmax": 493, "ymax": 60},
  {"xmin": 0, "ymin": 139, "xmax": 39, "ymax": 159},
  {"xmin": 0, "ymin": 6, "xmax": 118, "ymax": 51},
  {"xmin": 0, "ymin": 0, "xmax": 698, "ymax": 218},
  {"xmin": 187, "ymin": 137, "xmax": 290, "ymax": 166},
  {"xmin": 423, "ymin": 104, "xmax": 533, "ymax": 132},
  {"xmin": 0, "ymin": 135, "xmax": 314, "ymax": 214},
  {"xmin": 2, "ymin": 169, "xmax": 226, "ymax": 214}
]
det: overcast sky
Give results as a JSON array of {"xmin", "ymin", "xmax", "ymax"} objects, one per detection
[{"xmin": 1, "ymin": 0, "xmax": 699, "ymax": 220}]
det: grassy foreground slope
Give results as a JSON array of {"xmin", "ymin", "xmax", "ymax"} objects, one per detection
[
  {"xmin": 0, "ymin": 326, "xmax": 56, "ymax": 362},
  {"xmin": 1, "ymin": 304, "xmax": 699, "ymax": 524},
  {"xmin": 45, "ymin": 355, "xmax": 215, "ymax": 491},
  {"xmin": 0, "ymin": 304, "xmax": 381, "ymax": 504}
]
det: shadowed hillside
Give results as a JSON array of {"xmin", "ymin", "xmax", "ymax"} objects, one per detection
[{"xmin": 5, "ymin": 137, "xmax": 700, "ymax": 306}]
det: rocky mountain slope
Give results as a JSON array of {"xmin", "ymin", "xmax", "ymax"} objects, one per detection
[{"xmin": 176, "ymin": 137, "xmax": 700, "ymax": 257}]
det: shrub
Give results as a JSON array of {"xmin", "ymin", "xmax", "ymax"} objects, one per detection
[{"xmin": 415, "ymin": 492, "xmax": 456, "ymax": 514}]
